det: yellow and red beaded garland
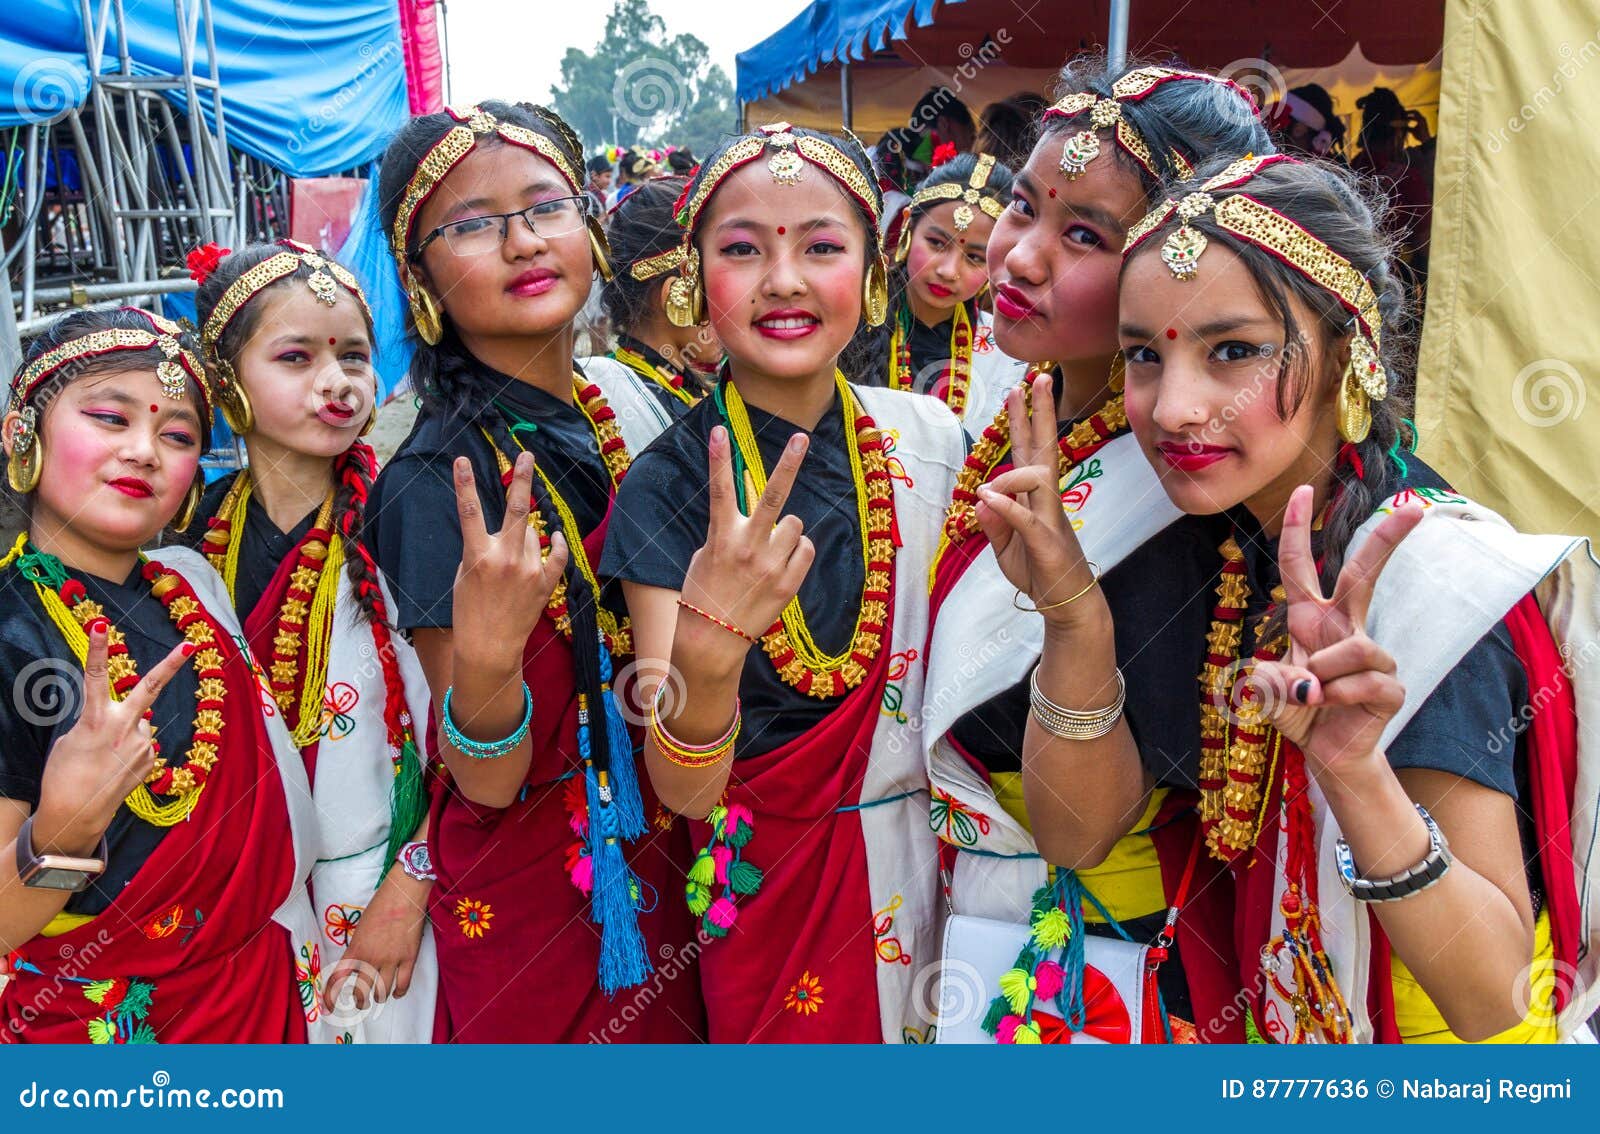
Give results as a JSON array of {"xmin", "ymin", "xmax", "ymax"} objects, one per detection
[
  {"xmin": 485, "ymin": 373, "xmax": 633, "ymax": 656},
  {"xmin": 612, "ymin": 342, "xmax": 700, "ymax": 408},
  {"xmin": 720, "ymin": 371, "xmax": 896, "ymax": 699},
  {"xmin": 887, "ymin": 303, "xmax": 974, "ymax": 417},
  {"xmin": 201, "ymin": 477, "xmax": 340, "ymax": 747}
]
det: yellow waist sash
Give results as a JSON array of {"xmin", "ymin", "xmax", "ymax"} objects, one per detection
[{"xmin": 1392, "ymin": 907, "xmax": 1558, "ymax": 1043}]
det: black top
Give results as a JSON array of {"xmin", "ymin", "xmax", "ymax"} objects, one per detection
[
  {"xmin": 190, "ymin": 471, "xmax": 319, "ymax": 622},
  {"xmin": 952, "ymin": 458, "xmax": 1532, "ymax": 808},
  {"xmin": 366, "ymin": 361, "xmax": 613, "ymax": 632},
  {"xmin": 599, "ymin": 386, "xmax": 864, "ymax": 757},
  {"xmin": 613, "ymin": 335, "xmax": 704, "ymax": 419},
  {"xmin": 0, "ymin": 561, "xmax": 199, "ymax": 916}
]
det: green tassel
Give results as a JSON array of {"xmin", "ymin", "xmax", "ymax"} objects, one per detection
[
  {"xmin": 728, "ymin": 859, "xmax": 763, "ymax": 895},
  {"xmin": 382, "ymin": 738, "xmax": 429, "ymax": 872},
  {"xmin": 701, "ymin": 914, "xmax": 730, "ymax": 939},
  {"xmin": 980, "ymin": 995, "xmax": 1009, "ymax": 1035},
  {"xmin": 727, "ymin": 819, "xmax": 754, "ymax": 849},
  {"xmin": 1245, "ymin": 1006, "xmax": 1268, "ymax": 1044},
  {"xmin": 687, "ymin": 849, "xmax": 717, "ymax": 886},
  {"xmin": 15, "ymin": 545, "xmax": 68, "ymax": 590},
  {"xmin": 685, "ymin": 880, "xmax": 712, "ymax": 916}
]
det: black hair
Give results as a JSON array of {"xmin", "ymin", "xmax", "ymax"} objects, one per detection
[
  {"xmin": 1039, "ymin": 54, "xmax": 1275, "ymax": 206},
  {"xmin": 587, "ymin": 153, "xmax": 614, "ymax": 176},
  {"xmin": 666, "ymin": 149, "xmax": 696, "ymax": 175},
  {"xmin": 1355, "ymin": 87, "xmax": 1407, "ymax": 158},
  {"xmin": 601, "ymin": 176, "xmax": 689, "ymax": 332},
  {"xmin": 842, "ymin": 152, "xmax": 1015, "ymax": 386},
  {"xmin": 193, "ymin": 242, "xmax": 383, "ymax": 623},
  {"xmin": 873, "ymin": 127, "xmax": 920, "ymax": 194},
  {"xmin": 6, "ymin": 306, "xmax": 211, "ymax": 515},
  {"xmin": 912, "ymin": 86, "xmax": 973, "ymax": 135},
  {"xmin": 1122, "ymin": 156, "xmax": 1415, "ymax": 624},
  {"xmin": 977, "ymin": 98, "xmax": 1040, "ymax": 172},
  {"xmin": 375, "ymin": 100, "xmax": 618, "ymax": 777}
]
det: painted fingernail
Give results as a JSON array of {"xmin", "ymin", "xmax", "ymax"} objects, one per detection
[
  {"xmin": 86, "ymin": 617, "xmax": 108, "ymax": 635},
  {"xmin": 181, "ymin": 643, "xmax": 197, "ymax": 658},
  {"xmin": 1294, "ymin": 679, "xmax": 1311, "ymax": 704}
]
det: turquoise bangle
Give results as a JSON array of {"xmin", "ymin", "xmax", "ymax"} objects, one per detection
[{"xmin": 441, "ymin": 682, "xmax": 532, "ymax": 760}]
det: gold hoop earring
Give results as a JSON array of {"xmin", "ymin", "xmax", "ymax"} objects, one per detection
[
  {"xmin": 864, "ymin": 256, "xmax": 890, "ymax": 328},
  {"xmin": 407, "ymin": 279, "xmax": 445, "ymax": 346},
  {"xmin": 894, "ymin": 212, "xmax": 913, "ymax": 265},
  {"xmin": 587, "ymin": 216, "xmax": 614, "ymax": 283},
  {"xmin": 1336, "ymin": 363, "xmax": 1371, "ymax": 443},
  {"xmin": 6, "ymin": 439, "xmax": 41, "ymax": 494},
  {"xmin": 173, "ymin": 479, "xmax": 202, "ymax": 534},
  {"xmin": 214, "ymin": 360, "xmax": 255, "ymax": 435}
]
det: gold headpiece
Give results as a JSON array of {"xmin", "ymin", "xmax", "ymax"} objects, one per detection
[
  {"xmin": 201, "ymin": 240, "xmax": 369, "ymax": 351},
  {"xmin": 1044, "ymin": 67, "xmax": 1257, "ymax": 182},
  {"xmin": 630, "ymin": 245, "xmax": 687, "ymax": 281},
  {"xmin": 11, "ymin": 309, "xmax": 212, "ymax": 425},
  {"xmin": 907, "ymin": 153, "xmax": 1007, "ymax": 233}
]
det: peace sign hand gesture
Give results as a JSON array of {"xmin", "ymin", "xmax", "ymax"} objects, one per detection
[
  {"xmin": 33, "ymin": 624, "xmax": 192, "ymax": 854},
  {"xmin": 1250, "ymin": 484, "xmax": 1425, "ymax": 777},
  {"xmin": 677, "ymin": 426, "xmax": 815, "ymax": 665},
  {"xmin": 975, "ymin": 373, "xmax": 1099, "ymax": 626},
  {"xmin": 450, "ymin": 452, "xmax": 569, "ymax": 662}
]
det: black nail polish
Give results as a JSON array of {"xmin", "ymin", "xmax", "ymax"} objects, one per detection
[{"xmin": 1294, "ymin": 679, "xmax": 1311, "ymax": 704}]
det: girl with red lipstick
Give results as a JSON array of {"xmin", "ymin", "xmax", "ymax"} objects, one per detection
[
  {"xmin": 0, "ymin": 307, "xmax": 320, "ymax": 1043},
  {"xmin": 985, "ymin": 154, "xmax": 1599, "ymax": 1042},
  {"xmin": 842, "ymin": 150, "xmax": 1024, "ymax": 422},
  {"xmin": 187, "ymin": 240, "xmax": 438, "ymax": 1043},
  {"xmin": 921, "ymin": 60, "xmax": 1270, "ymax": 1035},
  {"xmin": 363, "ymin": 101, "xmax": 701, "ymax": 1041},
  {"xmin": 595, "ymin": 175, "xmax": 721, "ymax": 416},
  {"xmin": 600, "ymin": 123, "xmax": 967, "ymax": 1043}
]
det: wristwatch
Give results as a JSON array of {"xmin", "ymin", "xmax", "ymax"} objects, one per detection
[
  {"xmin": 15, "ymin": 814, "xmax": 108, "ymax": 892},
  {"xmin": 398, "ymin": 840, "xmax": 436, "ymax": 882},
  {"xmin": 1336, "ymin": 803, "xmax": 1452, "ymax": 903}
]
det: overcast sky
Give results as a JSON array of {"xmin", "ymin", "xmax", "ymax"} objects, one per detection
[{"xmin": 443, "ymin": 0, "xmax": 813, "ymax": 108}]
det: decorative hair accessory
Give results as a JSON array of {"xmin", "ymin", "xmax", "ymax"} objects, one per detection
[
  {"xmin": 5, "ymin": 404, "xmax": 40, "ymax": 493},
  {"xmin": 185, "ymin": 242, "xmax": 231, "ymax": 284},
  {"xmin": 931, "ymin": 141, "xmax": 958, "ymax": 167},
  {"xmin": 1123, "ymin": 154, "xmax": 1389, "ymax": 442},
  {"xmin": 904, "ymin": 152, "xmax": 1006, "ymax": 239},
  {"xmin": 1044, "ymin": 67, "xmax": 1257, "ymax": 181},
  {"xmin": 630, "ymin": 244, "xmax": 687, "ymax": 282},
  {"xmin": 10, "ymin": 309, "xmax": 211, "ymax": 424}
]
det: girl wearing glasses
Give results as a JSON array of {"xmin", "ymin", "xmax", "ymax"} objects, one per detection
[{"xmin": 365, "ymin": 101, "xmax": 701, "ymax": 1042}]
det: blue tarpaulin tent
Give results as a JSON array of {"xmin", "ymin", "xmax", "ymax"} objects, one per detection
[{"xmin": 0, "ymin": 0, "xmax": 409, "ymax": 177}]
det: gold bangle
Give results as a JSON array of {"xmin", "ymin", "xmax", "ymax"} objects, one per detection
[
  {"xmin": 649, "ymin": 686, "xmax": 740, "ymax": 768},
  {"xmin": 1012, "ymin": 562, "xmax": 1102, "ymax": 613}
]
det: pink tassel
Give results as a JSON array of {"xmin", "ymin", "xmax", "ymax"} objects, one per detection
[
  {"xmin": 1033, "ymin": 960, "xmax": 1065, "ymax": 1001},
  {"xmin": 707, "ymin": 897, "xmax": 738, "ymax": 930},
  {"xmin": 996, "ymin": 1013, "xmax": 1024, "ymax": 1044},
  {"xmin": 569, "ymin": 855, "xmax": 593, "ymax": 896},
  {"xmin": 711, "ymin": 845, "xmax": 733, "ymax": 885},
  {"xmin": 725, "ymin": 803, "xmax": 754, "ymax": 829}
]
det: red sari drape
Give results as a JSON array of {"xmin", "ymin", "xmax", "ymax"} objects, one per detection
[{"xmin": 2, "ymin": 617, "xmax": 305, "ymax": 1044}]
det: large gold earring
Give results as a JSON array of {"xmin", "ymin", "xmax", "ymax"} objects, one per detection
[
  {"xmin": 214, "ymin": 360, "xmax": 255, "ymax": 435},
  {"xmin": 894, "ymin": 211, "xmax": 913, "ymax": 265},
  {"xmin": 664, "ymin": 247, "xmax": 705, "ymax": 328},
  {"xmin": 6, "ymin": 406, "xmax": 41, "ymax": 493},
  {"xmin": 173, "ymin": 479, "xmax": 202, "ymax": 534},
  {"xmin": 1336, "ymin": 362, "xmax": 1371, "ymax": 443},
  {"xmin": 864, "ymin": 256, "xmax": 889, "ymax": 328},
  {"xmin": 587, "ymin": 216, "xmax": 614, "ymax": 283},
  {"xmin": 407, "ymin": 278, "xmax": 445, "ymax": 346}
]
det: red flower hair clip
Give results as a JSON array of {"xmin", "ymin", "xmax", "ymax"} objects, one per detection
[
  {"xmin": 186, "ymin": 242, "xmax": 231, "ymax": 284},
  {"xmin": 931, "ymin": 141, "xmax": 958, "ymax": 168}
]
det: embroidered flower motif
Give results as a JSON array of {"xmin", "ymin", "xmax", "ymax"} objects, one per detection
[
  {"xmin": 143, "ymin": 905, "xmax": 184, "ymax": 940},
  {"xmin": 323, "ymin": 903, "xmax": 364, "ymax": 947},
  {"xmin": 783, "ymin": 970, "xmax": 825, "ymax": 1016},
  {"xmin": 296, "ymin": 942, "xmax": 323, "ymax": 1023},
  {"xmin": 456, "ymin": 897, "xmax": 494, "ymax": 939}
]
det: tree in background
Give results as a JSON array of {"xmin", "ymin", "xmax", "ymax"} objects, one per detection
[{"xmin": 550, "ymin": 0, "xmax": 735, "ymax": 159}]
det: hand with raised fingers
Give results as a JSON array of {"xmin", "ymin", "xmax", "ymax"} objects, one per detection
[
  {"xmin": 975, "ymin": 373, "xmax": 1098, "ymax": 626},
  {"xmin": 677, "ymin": 427, "xmax": 815, "ymax": 664},
  {"xmin": 33, "ymin": 624, "xmax": 192, "ymax": 855},
  {"xmin": 1249, "ymin": 485, "xmax": 1425, "ymax": 776},
  {"xmin": 450, "ymin": 452, "xmax": 569, "ymax": 663}
]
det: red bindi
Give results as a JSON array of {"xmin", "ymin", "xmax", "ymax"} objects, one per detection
[
  {"xmin": 1047, "ymin": 187, "xmax": 1057, "ymax": 198},
  {"xmin": 1165, "ymin": 328, "xmax": 1178, "ymax": 340},
  {"xmin": 776, "ymin": 226, "xmax": 786, "ymax": 235},
  {"xmin": 328, "ymin": 337, "xmax": 337, "ymax": 345},
  {"xmin": 149, "ymin": 404, "xmax": 159, "ymax": 413}
]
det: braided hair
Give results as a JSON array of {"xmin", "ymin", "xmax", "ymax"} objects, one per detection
[
  {"xmin": 1122, "ymin": 156, "xmax": 1416, "ymax": 627},
  {"xmin": 842, "ymin": 151, "xmax": 1015, "ymax": 386},
  {"xmin": 601, "ymin": 175, "xmax": 690, "ymax": 333}
]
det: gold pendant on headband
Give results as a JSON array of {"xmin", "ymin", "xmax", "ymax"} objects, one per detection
[
  {"xmin": 465, "ymin": 107, "xmax": 498, "ymax": 135},
  {"xmin": 1349, "ymin": 333, "xmax": 1388, "ymax": 401},
  {"xmin": 299, "ymin": 252, "xmax": 338, "ymax": 306},
  {"xmin": 155, "ymin": 337, "xmax": 187, "ymax": 399},
  {"xmin": 952, "ymin": 203, "xmax": 975, "ymax": 232},
  {"xmin": 767, "ymin": 133, "xmax": 804, "ymax": 185},
  {"xmin": 1059, "ymin": 130, "xmax": 1101, "ymax": 179},
  {"xmin": 1161, "ymin": 192, "xmax": 1214, "ymax": 280}
]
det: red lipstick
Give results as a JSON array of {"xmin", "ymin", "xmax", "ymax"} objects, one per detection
[
  {"xmin": 753, "ymin": 308, "xmax": 820, "ymax": 340},
  {"xmin": 992, "ymin": 283, "xmax": 1038, "ymax": 320},
  {"xmin": 507, "ymin": 268, "xmax": 558, "ymax": 297},
  {"xmin": 1157, "ymin": 441, "xmax": 1233, "ymax": 472},
  {"xmin": 108, "ymin": 477, "xmax": 154, "ymax": 499}
]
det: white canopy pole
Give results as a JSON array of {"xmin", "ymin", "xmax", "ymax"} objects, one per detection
[{"xmin": 1109, "ymin": 0, "xmax": 1130, "ymax": 69}]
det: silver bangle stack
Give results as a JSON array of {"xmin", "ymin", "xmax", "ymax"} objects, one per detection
[{"xmin": 1028, "ymin": 666, "xmax": 1126, "ymax": 740}]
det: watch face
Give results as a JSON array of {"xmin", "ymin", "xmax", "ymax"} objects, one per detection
[{"xmin": 28, "ymin": 867, "xmax": 93, "ymax": 892}]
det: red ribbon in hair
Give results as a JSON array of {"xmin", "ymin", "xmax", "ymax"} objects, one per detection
[
  {"xmin": 931, "ymin": 141, "xmax": 958, "ymax": 167},
  {"xmin": 186, "ymin": 242, "xmax": 231, "ymax": 284}
]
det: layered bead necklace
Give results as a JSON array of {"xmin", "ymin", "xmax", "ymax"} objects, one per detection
[
  {"xmin": 3, "ymin": 535, "xmax": 233, "ymax": 827},
  {"xmin": 887, "ymin": 303, "xmax": 974, "ymax": 417},
  {"xmin": 612, "ymin": 336, "xmax": 700, "ymax": 408},
  {"xmin": 717, "ymin": 370, "xmax": 896, "ymax": 699}
]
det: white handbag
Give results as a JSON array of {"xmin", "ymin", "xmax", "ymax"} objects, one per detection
[{"xmin": 935, "ymin": 913, "xmax": 1150, "ymax": 1044}]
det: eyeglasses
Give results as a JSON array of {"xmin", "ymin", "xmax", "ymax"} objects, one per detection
[{"xmin": 412, "ymin": 195, "xmax": 591, "ymax": 259}]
